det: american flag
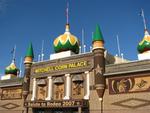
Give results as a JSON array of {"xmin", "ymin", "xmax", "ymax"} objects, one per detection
[
  {"xmin": 139, "ymin": 8, "xmax": 144, "ymax": 17},
  {"xmin": 11, "ymin": 47, "xmax": 15, "ymax": 54},
  {"xmin": 11, "ymin": 45, "xmax": 16, "ymax": 55}
]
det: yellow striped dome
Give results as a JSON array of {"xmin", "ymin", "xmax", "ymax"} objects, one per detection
[
  {"xmin": 53, "ymin": 24, "xmax": 80, "ymax": 54},
  {"xmin": 5, "ymin": 60, "xmax": 18, "ymax": 75},
  {"xmin": 138, "ymin": 30, "xmax": 150, "ymax": 53}
]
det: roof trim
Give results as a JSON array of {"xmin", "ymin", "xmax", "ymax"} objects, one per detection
[{"xmin": 104, "ymin": 68, "xmax": 150, "ymax": 76}]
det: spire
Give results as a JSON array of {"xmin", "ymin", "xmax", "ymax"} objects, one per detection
[
  {"xmin": 65, "ymin": 2, "xmax": 70, "ymax": 33},
  {"xmin": 144, "ymin": 29, "xmax": 149, "ymax": 36},
  {"xmin": 93, "ymin": 24, "xmax": 104, "ymax": 42},
  {"xmin": 65, "ymin": 24, "xmax": 70, "ymax": 32},
  {"xmin": 140, "ymin": 8, "xmax": 147, "ymax": 30},
  {"xmin": 66, "ymin": 2, "xmax": 69, "ymax": 24},
  {"xmin": 11, "ymin": 45, "xmax": 16, "ymax": 61},
  {"xmin": 25, "ymin": 43, "xmax": 34, "ymax": 59},
  {"xmin": 92, "ymin": 24, "xmax": 105, "ymax": 50},
  {"xmin": 139, "ymin": 9, "xmax": 150, "ymax": 36}
]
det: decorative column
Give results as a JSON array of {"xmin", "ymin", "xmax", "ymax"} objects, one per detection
[
  {"xmin": 63, "ymin": 74, "xmax": 71, "ymax": 100},
  {"xmin": 31, "ymin": 78, "xmax": 37, "ymax": 101},
  {"xmin": 92, "ymin": 24, "xmax": 105, "ymax": 100},
  {"xmin": 78, "ymin": 107, "xmax": 82, "ymax": 113},
  {"xmin": 84, "ymin": 71, "xmax": 90, "ymax": 100},
  {"xmin": 45, "ymin": 76, "xmax": 53, "ymax": 100}
]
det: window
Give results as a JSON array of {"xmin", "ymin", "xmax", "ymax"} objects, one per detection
[
  {"xmin": 53, "ymin": 77, "xmax": 64, "ymax": 100},
  {"xmin": 37, "ymin": 79, "xmax": 47, "ymax": 100},
  {"xmin": 72, "ymin": 74, "xmax": 84, "ymax": 99}
]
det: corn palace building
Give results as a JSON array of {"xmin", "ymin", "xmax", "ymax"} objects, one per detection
[{"xmin": 0, "ymin": 13, "xmax": 150, "ymax": 113}]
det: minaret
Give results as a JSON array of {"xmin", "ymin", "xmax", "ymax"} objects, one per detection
[
  {"xmin": 22, "ymin": 43, "xmax": 34, "ymax": 100},
  {"xmin": 92, "ymin": 24, "xmax": 105, "ymax": 100}
]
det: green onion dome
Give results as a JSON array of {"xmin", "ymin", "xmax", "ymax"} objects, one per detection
[
  {"xmin": 53, "ymin": 24, "xmax": 80, "ymax": 54},
  {"xmin": 137, "ymin": 30, "xmax": 150, "ymax": 53},
  {"xmin": 5, "ymin": 60, "xmax": 19, "ymax": 75}
]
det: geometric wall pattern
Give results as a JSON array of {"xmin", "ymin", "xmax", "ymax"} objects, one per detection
[
  {"xmin": 1, "ymin": 103, "xmax": 20, "ymax": 110},
  {"xmin": 112, "ymin": 98, "xmax": 150, "ymax": 109}
]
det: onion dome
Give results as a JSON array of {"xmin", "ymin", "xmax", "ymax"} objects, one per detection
[
  {"xmin": 137, "ymin": 30, "xmax": 150, "ymax": 53},
  {"xmin": 5, "ymin": 60, "xmax": 19, "ymax": 75},
  {"xmin": 53, "ymin": 24, "xmax": 80, "ymax": 54}
]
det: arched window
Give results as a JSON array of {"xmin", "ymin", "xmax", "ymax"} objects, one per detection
[
  {"xmin": 37, "ymin": 79, "xmax": 47, "ymax": 100},
  {"xmin": 72, "ymin": 74, "xmax": 84, "ymax": 99},
  {"xmin": 53, "ymin": 77, "xmax": 64, "ymax": 100}
]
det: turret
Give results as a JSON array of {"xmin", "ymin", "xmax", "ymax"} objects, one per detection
[
  {"xmin": 22, "ymin": 43, "xmax": 34, "ymax": 100},
  {"xmin": 92, "ymin": 24, "xmax": 104, "ymax": 49},
  {"xmin": 92, "ymin": 24, "xmax": 105, "ymax": 100},
  {"xmin": 24, "ymin": 43, "xmax": 34, "ymax": 63}
]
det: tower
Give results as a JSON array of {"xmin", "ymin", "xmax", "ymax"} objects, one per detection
[
  {"xmin": 92, "ymin": 24, "xmax": 105, "ymax": 100},
  {"xmin": 22, "ymin": 43, "xmax": 34, "ymax": 100}
]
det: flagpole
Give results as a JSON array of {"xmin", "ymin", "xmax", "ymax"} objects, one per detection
[
  {"xmin": 121, "ymin": 53, "xmax": 124, "ymax": 62},
  {"xmin": 82, "ymin": 28, "xmax": 84, "ymax": 53},
  {"xmin": 84, "ymin": 45, "xmax": 86, "ymax": 53},
  {"xmin": 38, "ymin": 54, "xmax": 41, "ymax": 62},
  {"xmin": 91, "ymin": 32, "xmax": 94, "ymax": 51},
  {"xmin": 19, "ymin": 57, "xmax": 22, "ymax": 77},
  {"xmin": 12, "ymin": 45, "xmax": 16, "ymax": 61},
  {"xmin": 116, "ymin": 35, "xmax": 121, "ymax": 57},
  {"xmin": 79, "ymin": 46, "xmax": 81, "ymax": 53},
  {"xmin": 90, "ymin": 46, "xmax": 92, "ymax": 52},
  {"xmin": 41, "ymin": 40, "xmax": 44, "ymax": 61}
]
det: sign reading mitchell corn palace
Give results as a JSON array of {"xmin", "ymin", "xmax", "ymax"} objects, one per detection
[
  {"xmin": 25, "ymin": 54, "xmax": 93, "ymax": 107},
  {"xmin": 22, "ymin": 24, "xmax": 105, "ymax": 113}
]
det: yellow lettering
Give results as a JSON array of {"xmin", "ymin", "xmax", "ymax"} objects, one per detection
[
  {"xmin": 68, "ymin": 63, "xmax": 76, "ymax": 68},
  {"xmin": 34, "ymin": 61, "xmax": 88, "ymax": 74}
]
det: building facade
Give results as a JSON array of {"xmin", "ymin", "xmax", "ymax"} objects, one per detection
[{"xmin": 0, "ymin": 13, "xmax": 150, "ymax": 113}]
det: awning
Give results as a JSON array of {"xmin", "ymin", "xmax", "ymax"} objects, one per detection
[
  {"xmin": 72, "ymin": 75, "xmax": 84, "ymax": 82},
  {"xmin": 53, "ymin": 77, "xmax": 64, "ymax": 84},
  {"xmin": 37, "ymin": 79, "xmax": 46, "ymax": 85}
]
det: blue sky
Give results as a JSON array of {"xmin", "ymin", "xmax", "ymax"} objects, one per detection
[{"xmin": 0, "ymin": 0, "xmax": 150, "ymax": 75}]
